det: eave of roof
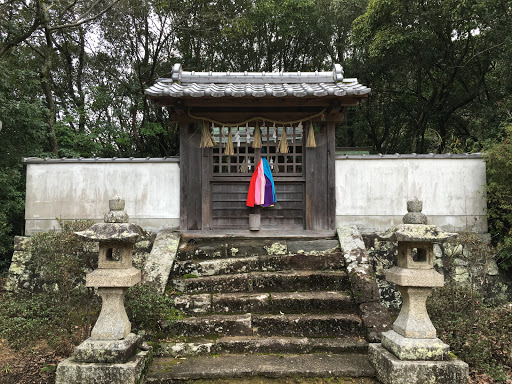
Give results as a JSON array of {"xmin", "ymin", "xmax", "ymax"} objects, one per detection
[{"xmin": 145, "ymin": 63, "xmax": 370, "ymax": 99}]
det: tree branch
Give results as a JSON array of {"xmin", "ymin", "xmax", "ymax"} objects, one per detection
[{"xmin": 49, "ymin": 0, "xmax": 122, "ymax": 31}]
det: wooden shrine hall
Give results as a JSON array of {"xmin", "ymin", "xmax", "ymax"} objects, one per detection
[{"xmin": 145, "ymin": 64, "xmax": 370, "ymax": 232}]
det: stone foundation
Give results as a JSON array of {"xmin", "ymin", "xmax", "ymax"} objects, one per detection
[
  {"xmin": 369, "ymin": 343, "xmax": 469, "ymax": 384},
  {"xmin": 56, "ymin": 350, "xmax": 152, "ymax": 384}
]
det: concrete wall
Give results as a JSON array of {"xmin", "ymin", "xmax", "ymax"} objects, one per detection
[
  {"xmin": 335, "ymin": 154, "xmax": 487, "ymax": 233},
  {"xmin": 24, "ymin": 159, "xmax": 180, "ymax": 235},
  {"xmin": 24, "ymin": 155, "xmax": 487, "ymax": 235}
]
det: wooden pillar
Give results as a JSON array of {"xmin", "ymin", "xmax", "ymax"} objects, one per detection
[
  {"xmin": 305, "ymin": 121, "xmax": 336, "ymax": 230},
  {"xmin": 180, "ymin": 121, "xmax": 203, "ymax": 230}
]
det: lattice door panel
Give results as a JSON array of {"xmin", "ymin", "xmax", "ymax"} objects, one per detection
[{"xmin": 212, "ymin": 125, "xmax": 304, "ymax": 176}]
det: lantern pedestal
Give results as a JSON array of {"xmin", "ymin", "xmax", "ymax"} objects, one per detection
[
  {"xmin": 368, "ymin": 200, "xmax": 469, "ymax": 384},
  {"xmin": 56, "ymin": 198, "xmax": 152, "ymax": 384}
]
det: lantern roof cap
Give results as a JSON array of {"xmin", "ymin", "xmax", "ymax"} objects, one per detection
[
  {"xmin": 75, "ymin": 223, "xmax": 145, "ymax": 242},
  {"xmin": 378, "ymin": 224, "xmax": 457, "ymax": 243}
]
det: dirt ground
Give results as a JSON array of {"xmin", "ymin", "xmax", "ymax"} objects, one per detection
[{"xmin": 0, "ymin": 339, "xmax": 64, "ymax": 384}]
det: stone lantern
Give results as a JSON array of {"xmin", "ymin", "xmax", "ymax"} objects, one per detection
[
  {"xmin": 369, "ymin": 199, "xmax": 469, "ymax": 384},
  {"xmin": 56, "ymin": 198, "xmax": 151, "ymax": 384}
]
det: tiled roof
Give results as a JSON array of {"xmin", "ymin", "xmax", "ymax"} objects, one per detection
[{"xmin": 145, "ymin": 63, "xmax": 370, "ymax": 98}]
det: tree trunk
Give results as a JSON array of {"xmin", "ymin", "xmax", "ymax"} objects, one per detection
[{"xmin": 41, "ymin": 56, "xmax": 58, "ymax": 155}]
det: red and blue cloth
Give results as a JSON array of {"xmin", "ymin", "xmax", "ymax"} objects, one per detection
[{"xmin": 246, "ymin": 158, "xmax": 277, "ymax": 207}]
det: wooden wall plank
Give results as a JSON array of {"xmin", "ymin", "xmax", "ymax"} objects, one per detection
[{"xmin": 305, "ymin": 124, "xmax": 329, "ymax": 230}]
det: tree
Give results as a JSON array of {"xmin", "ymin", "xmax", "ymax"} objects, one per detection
[{"xmin": 350, "ymin": 0, "xmax": 512, "ymax": 153}]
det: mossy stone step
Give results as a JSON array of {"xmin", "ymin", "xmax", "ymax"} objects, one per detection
[
  {"xmin": 166, "ymin": 313, "xmax": 363, "ymax": 338},
  {"xmin": 173, "ymin": 252, "xmax": 346, "ymax": 278},
  {"xmin": 174, "ymin": 291, "xmax": 354, "ymax": 315},
  {"xmin": 177, "ymin": 238, "xmax": 339, "ymax": 261},
  {"xmin": 157, "ymin": 336, "xmax": 368, "ymax": 357},
  {"xmin": 172, "ymin": 271, "xmax": 350, "ymax": 294},
  {"xmin": 253, "ymin": 313, "xmax": 364, "ymax": 338},
  {"xmin": 146, "ymin": 353, "xmax": 376, "ymax": 382}
]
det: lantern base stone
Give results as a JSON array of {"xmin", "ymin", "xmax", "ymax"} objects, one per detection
[
  {"xmin": 86, "ymin": 268, "xmax": 141, "ymax": 287},
  {"xmin": 73, "ymin": 333, "xmax": 142, "ymax": 363},
  {"xmin": 381, "ymin": 330, "xmax": 449, "ymax": 361},
  {"xmin": 56, "ymin": 349, "xmax": 152, "ymax": 384},
  {"xmin": 369, "ymin": 344, "xmax": 469, "ymax": 384}
]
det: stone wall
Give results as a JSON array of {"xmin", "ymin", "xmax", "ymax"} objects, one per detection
[
  {"xmin": 364, "ymin": 233, "xmax": 511, "ymax": 311},
  {"xmin": 5, "ymin": 234, "xmax": 154, "ymax": 293}
]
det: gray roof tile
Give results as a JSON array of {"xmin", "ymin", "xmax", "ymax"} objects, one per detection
[{"xmin": 145, "ymin": 63, "xmax": 370, "ymax": 99}]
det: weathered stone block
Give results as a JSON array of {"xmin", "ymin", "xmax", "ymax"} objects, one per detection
[
  {"xmin": 13, "ymin": 236, "xmax": 31, "ymax": 251},
  {"xmin": 381, "ymin": 330, "xmax": 449, "ymax": 361},
  {"xmin": 386, "ymin": 267, "xmax": 444, "ymax": 287},
  {"xmin": 5, "ymin": 249, "xmax": 32, "ymax": 292},
  {"xmin": 109, "ymin": 197, "xmax": 126, "ymax": 211},
  {"xmin": 56, "ymin": 350, "xmax": 152, "ymax": 384},
  {"xmin": 170, "ymin": 313, "xmax": 253, "ymax": 337},
  {"xmin": 142, "ymin": 229, "xmax": 180, "ymax": 294},
  {"xmin": 105, "ymin": 210, "xmax": 129, "ymax": 223},
  {"xmin": 174, "ymin": 293, "xmax": 212, "ymax": 314},
  {"xmin": 73, "ymin": 334, "xmax": 142, "ymax": 363},
  {"xmin": 349, "ymin": 267, "xmax": 381, "ymax": 304},
  {"xmin": 212, "ymin": 293, "xmax": 269, "ymax": 313},
  {"xmin": 359, "ymin": 301, "xmax": 392, "ymax": 342},
  {"xmin": 91, "ymin": 287, "xmax": 132, "ymax": 340},
  {"xmin": 369, "ymin": 343, "xmax": 469, "ymax": 384},
  {"xmin": 287, "ymin": 239, "xmax": 340, "ymax": 254},
  {"xmin": 253, "ymin": 313, "xmax": 363, "ymax": 338},
  {"xmin": 86, "ymin": 268, "xmax": 141, "ymax": 288}
]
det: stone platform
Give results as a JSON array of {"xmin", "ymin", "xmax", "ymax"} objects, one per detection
[
  {"xmin": 369, "ymin": 344, "xmax": 469, "ymax": 384},
  {"xmin": 56, "ymin": 350, "xmax": 152, "ymax": 384}
]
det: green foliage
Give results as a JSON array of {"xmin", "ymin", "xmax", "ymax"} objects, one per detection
[
  {"xmin": 0, "ymin": 222, "xmax": 180, "ymax": 351},
  {"xmin": 0, "ymin": 57, "xmax": 48, "ymax": 271},
  {"xmin": 125, "ymin": 284, "xmax": 181, "ymax": 339},
  {"xmin": 484, "ymin": 125, "xmax": 512, "ymax": 271},
  {"xmin": 428, "ymin": 286, "xmax": 512, "ymax": 382},
  {"xmin": 30, "ymin": 219, "xmax": 96, "ymax": 291},
  {"xmin": 0, "ymin": 220, "xmax": 100, "ymax": 352}
]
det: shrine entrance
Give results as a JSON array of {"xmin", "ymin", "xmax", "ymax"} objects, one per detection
[
  {"xmin": 210, "ymin": 124, "xmax": 305, "ymax": 229},
  {"xmin": 145, "ymin": 64, "xmax": 370, "ymax": 232}
]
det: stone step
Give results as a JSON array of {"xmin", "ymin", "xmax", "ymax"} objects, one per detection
[
  {"xmin": 167, "ymin": 313, "xmax": 363, "ymax": 338},
  {"xmin": 171, "ymin": 271, "xmax": 349, "ymax": 294},
  {"xmin": 253, "ymin": 313, "xmax": 364, "ymax": 338},
  {"xmin": 168, "ymin": 314, "xmax": 253, "ymax": 337},
  {"xmin": 174, "ymin": 291, "xmax": 354, "ymax": 315},
  {"xmin": 177, "ymin": 238, "xmax": 339, "ymax": 261},
  {"xmin": 157, "ymin": 336, "xmax": 369, "ymax": 357},
  {"xmin": 173, "ymin": 252, "xmax": 345, "ymax": 277},
  {"xmin": 146, "ymin": 353, "xmax": 376, "ymax": 382}
]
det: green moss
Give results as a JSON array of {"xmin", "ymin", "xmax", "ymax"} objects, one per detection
[{"xmin": 183, "ymin": 274, "xmax": 198, "ymax": 279}]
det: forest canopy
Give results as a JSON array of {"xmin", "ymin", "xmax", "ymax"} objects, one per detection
[{"xmin": 1, "ymin": 0, "xmax": 511, "ymax": 266}]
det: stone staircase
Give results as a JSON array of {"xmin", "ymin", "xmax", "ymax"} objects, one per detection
[{"xmin": 146, "ymin": 237, "xmax": 376, "ymax": 382}]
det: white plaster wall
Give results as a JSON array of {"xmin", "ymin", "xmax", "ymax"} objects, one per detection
[
  {"xmin": 24, "ymin": 157, "xmax": 487, "ymax": 235},
  {"xmin": 335, "ymin": 158, "xmax": 487, "ymax": 233},
  {"xmin": 25, "ymin": 162, "xmax": 180, "ymax": 234}
]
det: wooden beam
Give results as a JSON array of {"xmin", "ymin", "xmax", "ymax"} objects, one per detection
[{"xmin": 326, "ymin": 122, "xmax": 336, "ymax": 230}]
